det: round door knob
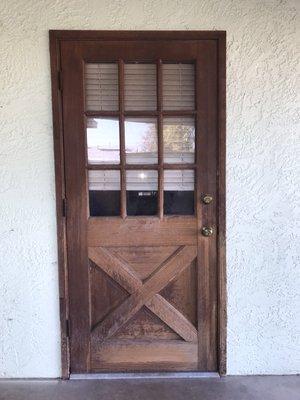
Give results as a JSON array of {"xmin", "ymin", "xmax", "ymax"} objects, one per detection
[
  {"xmin": 202, "ymin": 194, "xmax": 213, "ymax": 204},
  {"xmin": 202, "ymin": 226, "xmax": 214, "ymax": 237}
]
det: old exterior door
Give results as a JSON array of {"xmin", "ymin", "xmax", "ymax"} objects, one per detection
[{"xmin": 51, "ymin": 31, "xmax": 226, "ymax": 375}]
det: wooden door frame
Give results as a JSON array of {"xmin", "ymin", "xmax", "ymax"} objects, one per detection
[{"xmin": 49, "ymin": 30, "xmax": 226, "ymax": 379}]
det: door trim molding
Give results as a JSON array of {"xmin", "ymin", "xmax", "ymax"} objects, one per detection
[{"xmin": 49, "ymin": 30, "xmax": 226, "ymax": 379}]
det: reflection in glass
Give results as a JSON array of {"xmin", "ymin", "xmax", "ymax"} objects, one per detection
[
  {"xmin": 88, "ymin": 170, "xmax": 120, "ymax": 216},
  {"xmin": 164, "ymin": 170, "xmax": 194, "ymax": 215},
  {"xmin": 126, "ymin": 170, "xmax": 158, "ymax": 216},
  {"xmin": 124, "ymin": 64, "xmax": 157, "ymax": 110},
  {"xmin": 85, "ymin": 63, "xmax": 119, "ymax": 111},
  {"xmin": 87, "ymin": 117, "xmax": 120, "ymax": 164},
  {"xmin": 162, "ymin": 64, "xmax": 195, "ymax": 110},
  {"xmin": 163, "ymin": 117, "xmax": 195, "ymax": 163},
  {"xmin": 125, "ymin": 118, "xmax": 158, "ymax": 164}
]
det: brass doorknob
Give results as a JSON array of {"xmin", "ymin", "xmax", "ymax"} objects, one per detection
[
  {"xmin": 202, "ymin": 194, "xmax": 213, "ymax": 204},
  {"xmin": 202, "ymin": 226, "xmax": 214, "ymax": 237}
]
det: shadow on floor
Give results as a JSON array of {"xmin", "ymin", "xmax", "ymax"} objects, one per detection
[{"xmin": 0, "ymin": 375, "xmax": 299, "ymax": 400}]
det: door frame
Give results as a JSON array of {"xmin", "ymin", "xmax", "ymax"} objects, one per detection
[{"xmin": 49, "ymin": 30, "xmax": 226, "ymax": 378}]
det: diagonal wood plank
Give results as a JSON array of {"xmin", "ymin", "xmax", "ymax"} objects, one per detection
[
  {"xmin": 89, "ymin": 247, "xmax": 198, "ymax": 342},
  {"xmin": 89, "ymin": 247, "xmax": 139, "ymax": 293},
  {"xmin": 110, "ymin": 246, "xmax": 179, "ymax": 281},
  {"xmin": 146, "ymin": 296, "xmax": 198, "ymax": 342},
  {"xmin": 90, "ymin": 245, "xmax": 197, "ymax": 343}
]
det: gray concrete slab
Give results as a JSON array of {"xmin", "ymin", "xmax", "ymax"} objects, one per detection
[{"xmin": 0, "ymin": 376, "xmax": 299, "ymax": 400}]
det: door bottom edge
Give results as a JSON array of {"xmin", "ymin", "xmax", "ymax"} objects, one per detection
[{"xmin": 70, "ymin": 372, "xmax": 220, "ymax": 380}]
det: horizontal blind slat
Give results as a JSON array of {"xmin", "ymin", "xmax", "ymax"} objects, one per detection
[
  {"xmin": 88, "ymin": 162, "xmax": 194, "ymax": 191},
  {"xmin": 164, "ymin": 170, "xmax": 195, "ymax": 191},
  {"xmin": 162, "ymin": 64, "xmax": 195, "ymax": 110},
  {"xmin": 85, "ymin": 63, "xmax": 119, "ymax": 111},
  {"xmin": 88, "ymin": 170, "xmax": 121, "ymax": 191},
  {"xmin": 124, "ymin": 64, "xmax": 157, "ymax": 111}
]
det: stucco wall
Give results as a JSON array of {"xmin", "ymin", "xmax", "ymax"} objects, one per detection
[{"xmin": 0, "ymin": 0, "xmax": 299, "ymax": 377}]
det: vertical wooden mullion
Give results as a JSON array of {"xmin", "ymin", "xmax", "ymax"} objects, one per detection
[
  {"xmin": 196, "ymin": 41, "xmax": 218, "ymax": 371},
  {"xmin": 60, "ymin": 42, "xmax": 90, "ymax": 373},
  {"xmin": 50, "ymin": 32, "xmax": 70, "ymax": 379},
  {"xmin": 157, "ymin": 59, "xmax": 164, "ymax": 219},
  {"xmin": 118, "ymin": 59, "xmax": 127, "ymax": 218},
  {"xmin": 194, "ymin": 60, "xmax": 198, "ymax": 215}
]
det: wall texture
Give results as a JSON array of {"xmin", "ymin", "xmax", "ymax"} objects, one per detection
[{"xmin": 0, "ymin": 0, "xmax": 299, "ymax": 377}]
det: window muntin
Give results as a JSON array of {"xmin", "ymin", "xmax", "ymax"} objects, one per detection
[{"xmin": 85, "ymin": 61, "xmax": 196, "ymax": 217}]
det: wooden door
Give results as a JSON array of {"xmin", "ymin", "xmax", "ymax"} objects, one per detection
[{"xmin": 51, "ymin": 31, "xmax": 226, "ymax": 375}]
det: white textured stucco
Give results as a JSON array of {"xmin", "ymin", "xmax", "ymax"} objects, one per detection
[{"xmin": 0, "ymin": 0, "xmax": 299, "ymax": 377}]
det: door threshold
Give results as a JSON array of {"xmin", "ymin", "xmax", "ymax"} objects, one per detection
[{"xmin": 70, "ymin": 372, "xmax": 220, "ymax": 380}]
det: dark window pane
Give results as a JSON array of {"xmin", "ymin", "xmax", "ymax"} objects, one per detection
[
  {"xmin": 126, "ymin": 191, "xmax": 158, "ymax": 216},
  {"xmin": 164, "ymin": 170, "xmax": 195, "ymax": 215},
  {"xmin": 126, "ymin": 170, "xmax": 158, "ymax": 216},
  {"xmin": 164, "ymin": 191, "xmax": 194, "ymax": 215},
  {"xmin": 88, "ymin": 170, "xmax": 120, "ymax": 216},
  {"xmin": 89, "ymin": 191, "xmax": 120, "ymax": 216}
]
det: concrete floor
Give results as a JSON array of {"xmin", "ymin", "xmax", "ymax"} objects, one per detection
[{"xmin": 0, "ymin": 376, "xmax": 299, "ymax": 400}]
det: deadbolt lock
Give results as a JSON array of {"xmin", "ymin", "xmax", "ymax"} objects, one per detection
[
  {"xmin": 202, "ymin": 194, "xmax": 213, "ymax": 204},
  {"xmin": 202, "ymin": 226, "xmax": 214, "ymax": 237}
]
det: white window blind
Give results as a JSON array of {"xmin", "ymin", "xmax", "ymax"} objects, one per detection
[
  {"xmin": 85, "ymin": 63, "xmax": 195, "ymax": 111},
  {"xmin": 88, "ymin": 170, "xmax": 120, "ymax": 191},
  {"xmin": 124, "ymin": 64, "xmax": 157, "ymax": 110},
  {"xmin": 162, "ymin": 64, "xmax": 195, "ymax": 110},
  {"xmin": 164, "ymin": 170, "xmax": 195, "ymax": 191},
  {"xmin": 126, "ymin": 170, "xmax": 158, "ymax": 191},
  {"xmin": 86, "ymin": 62, "xmax": 196, "ymax": 193},
  {"xmin": 85, "ymin": 63, "xmax": 119, "ymax": 111},
  {"xmin": 89, "ymin": 169, "xmax": 194, "ymax": 191}
]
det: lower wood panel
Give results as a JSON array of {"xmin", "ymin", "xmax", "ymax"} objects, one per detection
[{"xmin": 90, "ymin": 340, "xmax": 198, "ymax": 372}]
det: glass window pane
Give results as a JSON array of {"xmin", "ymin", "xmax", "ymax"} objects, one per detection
[
  {"xmin": 87, "ymin": 117, "xmax": 120, "ymax": 164},
  {"xmin": 125, "ymin": 64, "xmax": 157, "ymax": 110},
  {"xmin": 85, "ymin": 63, "xmax": 119, "ymax": 111},
  {"xmin": 162, "ymin": 64, "xmax": 195, "ymax": 110},
  {"xmin": 163, "ymin": 117, "xmax": 195, "ymax": 163},
  {"xmin": 88, "ymin": 170, "xmax": 120, "ymax": 216},
  {"xmin": 126, "ymin": 170, "xmax": 158, "ymax": 216},
  {"xmin": 125, "ymin": 118, "xmax": 158, "ymax": 164},
  {"xmin": 164, "ymin": 170, "xmax": 194, "ymax": 215}
]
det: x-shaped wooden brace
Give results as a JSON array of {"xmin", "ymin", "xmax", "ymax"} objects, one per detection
[{"xmin": 88, "ymin": 245, "xmax": 198, "ymax": 343}]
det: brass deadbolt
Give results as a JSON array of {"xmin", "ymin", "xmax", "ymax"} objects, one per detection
[
  {"xmin": 202, "ymin": 194, "xmax": 213, "ymax": 204},
  {"xmin": 202, "ymin": 226, "xmax": 214, "ymax": 237}
]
